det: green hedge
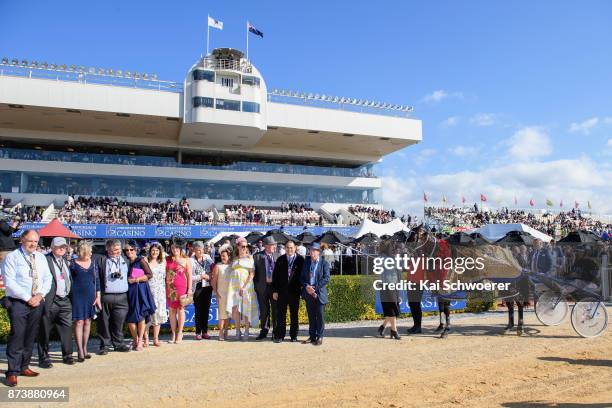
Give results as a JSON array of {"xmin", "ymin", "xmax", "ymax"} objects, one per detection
[{"xmin": 0, "ymin": 289, "xmax": 9, "ymax": 343}]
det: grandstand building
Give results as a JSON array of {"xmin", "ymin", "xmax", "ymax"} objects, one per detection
[{"xmin": 0, "ymin": 49, "xmax": 421, "ymax": 216}]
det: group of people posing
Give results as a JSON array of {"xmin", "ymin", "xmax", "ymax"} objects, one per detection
[{"xmin": 1, "ymin": 231, "xmax": 330, "ymax": 387}]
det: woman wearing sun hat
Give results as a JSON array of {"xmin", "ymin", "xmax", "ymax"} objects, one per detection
[{"xmin": 226, "ymin": 237, "xmax": 259, "ymax": 340}]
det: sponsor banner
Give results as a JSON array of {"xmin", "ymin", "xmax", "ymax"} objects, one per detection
[
  {"xmin": 180, "ymin": 290, "xmax": 466, "ymax": 328},
  {"xmin": 375, "ymin": 290, "xmax": 466, "ymax": 313},
  {"xmin": 164, "ymin": 295, "xmax": 220, "ymax": 328},
  {"xmin": 14, "ymin": 223, "xmax": 358, "ymax": 239}
]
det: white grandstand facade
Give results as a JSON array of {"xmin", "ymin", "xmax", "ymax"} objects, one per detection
[{"xmin": 0, "ymin": 50, "xmax": 421, "ymax": 213}]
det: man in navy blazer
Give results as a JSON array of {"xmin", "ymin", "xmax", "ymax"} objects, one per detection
[{"xmin": 300, "ymin": 242, "xmax": 330, "ymax": 346}]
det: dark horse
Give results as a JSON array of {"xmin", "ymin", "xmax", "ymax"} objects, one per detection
[{"xmin": 398, "ymin": 225, "xmax": 451, "ymax": 338}]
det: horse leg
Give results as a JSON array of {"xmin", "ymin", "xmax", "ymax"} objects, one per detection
[
  {"xmin": 505, "ymin": 301, "xmax": 515, "ymax": 332},
  {"xmin": 517, "ymin": 302, "xmax": 524, "ymax": 336}
]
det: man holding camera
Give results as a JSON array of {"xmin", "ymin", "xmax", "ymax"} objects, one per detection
[{"xmin": 94, "ymin": 239, "xmax": 131, "ymax": 354}]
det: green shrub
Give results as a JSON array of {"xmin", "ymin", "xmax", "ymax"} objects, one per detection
[{"xmin": 0, "ymin": 289, "xmax": 9, "ymax": 343}]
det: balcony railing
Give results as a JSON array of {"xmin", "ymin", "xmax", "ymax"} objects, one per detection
[
  {"xmin": 0, "ymin": 62, "xmax": 183, "ymax": 93},
  {"xmin": 201, "ymin": 57, "xmax": 253, "ymax": 73},
  {"xmin": 0, "ymin": 147, "xmax": 377, "ymax": 178}
]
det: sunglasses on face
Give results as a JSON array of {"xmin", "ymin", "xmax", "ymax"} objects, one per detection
[
  {"xmin": 238, "ymin": 245, "xmax": 248, "ymax": 249},
  {"xmin": 124, "ymin": 248, "xmax": 136, "ymax": 252}
]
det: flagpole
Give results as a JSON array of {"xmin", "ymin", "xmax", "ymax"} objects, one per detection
[
  {"xmin": 206, "ymin": 15, "xmax": 210, "ymax": 56},
  {"xmin": 246, "ymin": 21, "xmax": 249, "ymax": 61}
]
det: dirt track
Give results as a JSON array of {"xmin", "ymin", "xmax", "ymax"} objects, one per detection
[{"xmin": 3, "ymin": 309, "xmax": 611, "ymax": 407}]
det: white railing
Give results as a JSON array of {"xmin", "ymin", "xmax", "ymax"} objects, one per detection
[
  {"xmin": 201, "ymin": 57, "xmax": 253, "ymax": 73},
  {"xmin": 0, "ymin": 62, "xmax": 183, "ymax": 93}
]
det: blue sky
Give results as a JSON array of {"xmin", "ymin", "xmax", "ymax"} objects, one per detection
[{"xmin": 1, "ymin": 1, "xmax": 611, "ymax": 215}]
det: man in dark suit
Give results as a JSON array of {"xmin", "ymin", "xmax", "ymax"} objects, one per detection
[
  {"xmin": 93, "ymin": 239, "xmax": 131, "ymax": 354},
  {"xmin": 37, "ymin": 237, "xmax": 74, "ymax": 367},
  {"xmin": 253, "ymin": 236, "xmax": 279, "ymax": 340},
  {"xmin": 300, "ymin": 242, "xmax": 330, "ymax": 346},
  {"xmin": 272, "ymin": 239, "xmax": 304, "ymax": 343},
  {"xmin": 530, "ymin": 239, "xmax": 553, "ymax": 275}
]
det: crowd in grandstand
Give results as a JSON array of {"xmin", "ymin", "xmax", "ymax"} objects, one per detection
[
  {"xmin": 56, "ymin": 196, "xmax": 213, "ymax": 225},
  {"xmin": 224, "ymin": 203, "xmax": 321, "ymax": 226},
  {"xmin": 426, "ymin": 206, "xmax": 611, "ymax": 238},
  {"xmin": 349, "ymin": 205, "xmax": 397, "ymax": 224}
]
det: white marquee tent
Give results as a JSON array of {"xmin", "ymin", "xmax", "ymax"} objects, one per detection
[
  {"xmin": 353, "ymin": 218, "xmax": 408, "ymax": 238},
  {"xmin": 470, "ymin": 223, "xmax": 553, "ymax": 242}
]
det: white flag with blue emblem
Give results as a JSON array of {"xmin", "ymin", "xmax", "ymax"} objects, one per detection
[{"xmin": 208, "ymin": 16, "xmax": 223, "ymax": 30}]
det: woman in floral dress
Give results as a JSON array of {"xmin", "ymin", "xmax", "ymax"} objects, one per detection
[
  {"xmin": 143, "ymin": 242, "xmax": 168, "ymax": 347},
  {"xmin": 226, "ymin": 237, "xmax": 259, "ymax": 340}
]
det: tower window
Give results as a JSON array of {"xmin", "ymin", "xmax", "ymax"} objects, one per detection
[
  {"xmin": 193, "ymin": 70, "xmax": 214, "ymax": 82},
  {"xmin": 215, "ymin": 99, "xmax": 240, "ymax": 111},
  {"xmin": 242, "ymin": 101, "xmax": 260, "ymax": 113},
  {"xmin": 242, "ymin": 76, "xmax": 260, "ymax": 87},
  {"xmin": 221, "ymin": 77, "xmax": 234, "ymax": 88},
  {"xmin": 193, "ymin": 96, "xmax": 214, "ymax": 108}
]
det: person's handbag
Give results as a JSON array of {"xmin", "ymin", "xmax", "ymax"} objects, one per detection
[{"xmin": 180, "ymin": 292, "xmax": 193, "ymax": 307}]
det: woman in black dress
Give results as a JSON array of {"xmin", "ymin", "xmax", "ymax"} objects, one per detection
[{"xmin": 70, "ymin": 240, "xmax": 100, "ymax": 362}]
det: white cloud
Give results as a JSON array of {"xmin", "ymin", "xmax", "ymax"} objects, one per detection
[
  {"xmin": 381, "ymin": 156, "xmax": 612, "ymax": 216},
  {"xmin": 449, "ymin": 145, "xmax": 479, "ymax": 157},
  {"xmin": 568, "ymin": 117, "xmax": 599, "ymax": 135},
  {"xmin": 608, "ymin": 138, "xmax": 612, "ymax": 147},
  {"xmin": 507, "ymin": 127, "xmax": 552, "ymax": 161},
  {"xmin": 469, "ymin": 113, "xmax": 497, "ymax": 126},
  {"xmin": 441, "ymin": 116, "xmax": 459, "ymax": 127},
  {"xmin": 604, "ymin": 117, "xmax": 612, "ymax": 125},
  {"xmin": 421, "ymin": 90, "xmax": 463, "ymax": 104},
  {"xmin": 422, "ymin": 90, "xmax": 448, "ymax": 103}
]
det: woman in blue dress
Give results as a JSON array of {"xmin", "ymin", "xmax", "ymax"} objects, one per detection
[
  {"xmin": 124, "ymin": 240, "xmax": 156, "ymax": 351},
  {"xmin": 70, "ymin": 240, "xmax": 100, "ymax": 362}
]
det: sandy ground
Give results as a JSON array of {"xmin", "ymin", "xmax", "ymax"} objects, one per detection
[{"xmin": 1, "ymin": 309, "xmax": 611, "ymax": 408}]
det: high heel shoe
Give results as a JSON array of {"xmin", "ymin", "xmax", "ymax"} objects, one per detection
[
  {"xmin": 390, "ymin": 330, "xmax": 401, "ymax": 340},
  {"xmin": 377, "ymin": 324, "xmax": 385, "ymax": 338},
  {"xmin": 84, "ymin": 353, "xmax": 92, "ymax": 359},
  {"xmin": 77, "ymin": 355, "xmax": 85, "ymax": 363}
]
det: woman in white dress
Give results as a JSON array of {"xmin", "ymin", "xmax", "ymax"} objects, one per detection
[
  {"xmin": 212, "ymin": 244, "xmax": 233, "ymax": 341},
  {"xmin": 225, "ymin": 237, "xmax": 259, "ymax": 340},
  {"xmin": 143, "ymin": 242, "xmax": 168, "ymax": 347}
]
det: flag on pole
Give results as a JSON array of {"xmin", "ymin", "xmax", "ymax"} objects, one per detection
[
  {"xmin": 247, "ymin": 21, "xmax": 264, "ymax": 37},
  {"xmin": 529, "ymin": 199, "xmax": 535, "ymax": 207},
  {"xmin": 461, "ymin": 195, "xmax": 466, "ymax": 204},
  {"xmin": 480, "ymin": 194, "xmax": 487, "ymax": 202},
  {"xmin": 208, "ymin": 15, "xmax": 223, "ymax": 30},
  {"xmin": 560, "ymin": 200, "xmax": 563, "ymax": 208},
  {"xmin": 546, "ymin": 199, "xmax": 553, "ymax": 207},
  {"xmin": 423, "ymin": 192, "xmax": 428, "ymax": 203},
  {"xmin": 442, "ymin": 194, "xmax": 447, "ymax": 204},
  {"xmin": 575, "ymin": 200, "xmax": 579, "ymax": 208},
  {"xmin": 514, "ymin": 196, "xmax": 518, "ymax": 205},
  {"xmin": 588, "ymin": 201, "xmax": 592, "ymax": 209}
]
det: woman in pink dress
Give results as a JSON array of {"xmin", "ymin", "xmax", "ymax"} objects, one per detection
[{"xmin": 166, "ymin": 237, "xmax": 192, "ymax": 344}]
